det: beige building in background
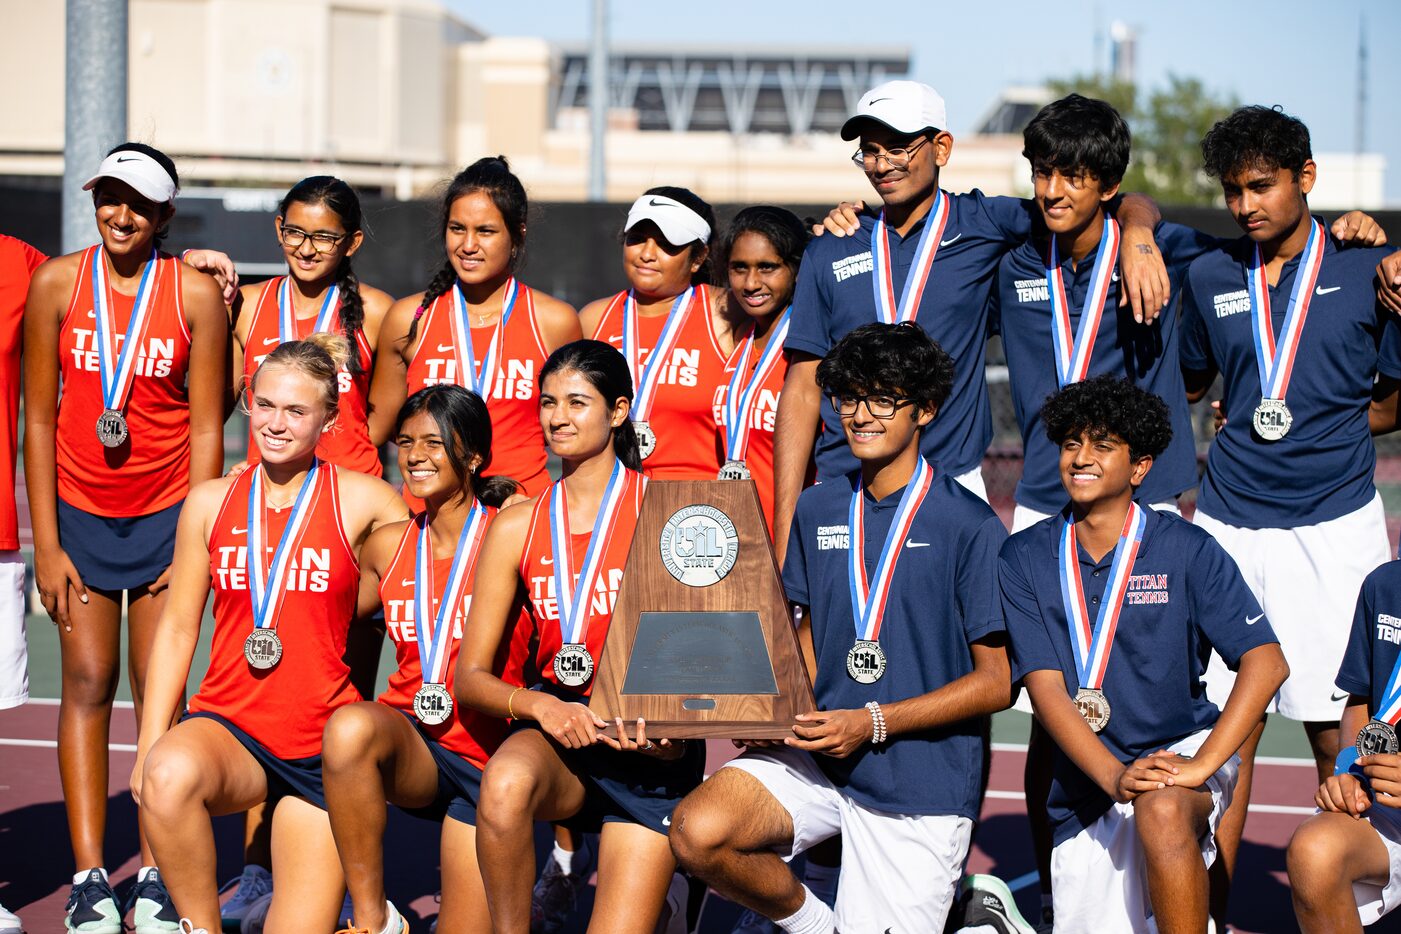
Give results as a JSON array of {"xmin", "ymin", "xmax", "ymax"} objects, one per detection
[{"xmin": 0, "ymin": 0, "xmax": 1384, "ymax": 207}]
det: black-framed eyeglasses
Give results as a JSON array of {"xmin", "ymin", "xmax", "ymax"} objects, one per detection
[
  {"xmin": 278, "ymin": 225, "xmax": 347, "ymax": 253},
  {"xmin": 850, "ymin": 137, "xmax": 930, "ymax": 171},
  {"xmin": 828, "ymin": 393, "xmax": 916, "ymax": 419}
]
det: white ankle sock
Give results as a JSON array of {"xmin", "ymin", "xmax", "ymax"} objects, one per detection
[
  {"xmin": 552, "ymin": 842, "xmax": 574, "ymax": 875},
  {"xmin": 375, "ymin": 900, "xmax": 402, "ymax": 934},
  {"xmin": 775, "ymin": 886, "xmax": 835, "ymax": 934},
  {"xmin": 73, "ymin": 867, "xmax": 108, "ymax": 885},
  {"xmin": 802, "ymin": 861, "xmax": 838, "ymax": 907}
]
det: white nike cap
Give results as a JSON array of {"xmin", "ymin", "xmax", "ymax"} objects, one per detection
[
  {"xmin": 624, "ymin": 194, "xmax": 712, "ymax": 246},
  {"xmin": 82, "ymin": 149, "xmax": 179, "ymax": 204},
  {"xmin": 841, "ymin": 80, "xmax": 948, "ymax": 141}
]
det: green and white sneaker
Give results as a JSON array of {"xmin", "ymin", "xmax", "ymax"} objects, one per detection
[
  {"xmin": 129, "ymin": 867, "xmax": 184, "ymax": 933},
  {"xmin": 65, "ymin": 869, "xmax": 123, "ymax": 934}
]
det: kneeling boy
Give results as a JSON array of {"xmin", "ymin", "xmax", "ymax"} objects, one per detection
[
  {"xmin": 1000, "ymin": 376, "xmax": 1287, "ymax": 934},
  {"xmin": 669, "ymin": 322, "xmax": 1013, "ymax": 934}
]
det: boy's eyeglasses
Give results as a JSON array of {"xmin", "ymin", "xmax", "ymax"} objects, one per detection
[
  {"xmin": 850, "ymin": 137, "xmax": 930, "ymax": 171},
  {"xmin": 829, "ymin": 394, "xmax": 916, "ymax": 419}
]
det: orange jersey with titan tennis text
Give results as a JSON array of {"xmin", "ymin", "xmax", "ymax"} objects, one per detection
[
  {"xmin": 713, "ymin": 337, "xmax": 788, "ymax": 533},
  {"xmin": 519, "ymin": 469, "xmax": 646, "ymax": 697},
  {"xmin": 377, "ymin": 511, "xmax": 533, "ymax": 768},
  {"xmin": 592, "ymin": 290, "xmax": 729, "ymax": 480},
  {"xmin": 0, "ymin": 235, "xmax": 45, "ymax": 549},
  {"xmin": 404, "ymin": 285, "xmax": 551, "ymax": 496},
  {"xmin": 189, "ymin": 464, "xmax": 361, "ymax": 760},
  {"xmin": 242, "ymin": 277, "xmax": 381, "ymax": 477},
  {"xmin": 56, "ymin": 246, "xmax": 192, "ymax": 517}
]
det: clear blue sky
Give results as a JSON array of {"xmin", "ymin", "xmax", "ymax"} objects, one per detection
[{"xmin": 453, "ymin": 0, "xmax": 1401, "ymax": 204}]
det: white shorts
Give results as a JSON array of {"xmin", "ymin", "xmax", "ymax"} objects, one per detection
[
  {"xmin": 1009, "ymin": 501, "xmax": 1181, "ymax": 714},
  {"xmin": 954, "ymin": 466, "xmax": 987, "ymax": 503},
  {"xmin": 0, "ymin": 552, "xmax": 28, "ymax": 710},
  {"xmin": 1353, "ymin": 802, "xmax": 1401, "ymax": 924},
  {"xmin": 722, "ymin": 747, "xmax": 973, "ymax": 934},
  {"xmin": 1050, "ymin": 730, "xmax": 1237, "ymax": 934},
  {"xmin": 1195, "ymin": 494, "xmax": 1390, "ymax": 722}
]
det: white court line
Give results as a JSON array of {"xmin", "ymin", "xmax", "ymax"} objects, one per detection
[
  {"xmin": 0, "ymin": 737, "xmax": 137, "ymax": 752},
  {"xmin": 23, "ymin": 698, "xmax": 136, "ymax": 709},
  {"xmin": 984, "ymin": 789, "xmax": 1314, "ymax": 815},
  {"xmin": 991, "ymin": 741, "xmax": 1316, "ymax": 768}
]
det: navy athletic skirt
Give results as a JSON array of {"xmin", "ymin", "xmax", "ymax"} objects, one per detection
[
  {"xmin": 396, "ymin": 710, "xmax": 486, "ymax": 826},
  {"xmin": 57, "ymin": 497, "xmax": 182, "ymax": 592},
  {"xmin": 183, "ymin": 711, "xmax": 328, "ymax": 809}
]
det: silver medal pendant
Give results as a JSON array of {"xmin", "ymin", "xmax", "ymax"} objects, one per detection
[
  {"xmin": 846, "ymin": 640, "xmax": 887, "ymax": 684},
  {"xmin": 1357, "ymin": 720, "xmax": 1400, "ymax": 757},
  {"xmin": 718, "ymin": 459, "xmax": 751, "ymax": 481},
  {"xmin": 413, "ymin": 682, "xmax": 454, "ymax": 726},
  {"xmin": 244, "ymin": 630, "xmax": 283, "ymax": 670},
  {"xmin": 1074, "ymin": 688, "xmax": 1111, "ymax": 733},
  {"xmin": 95, "ymin": 408, "xmax": 129, "ymax": 448},
  {"xmin": 1252, "ymin": 398, "xmax": 1292, "ymax": 442},
  {"xmin": 634, "ymin": 420, "xmax": 656, "ymax": 461},
  {"xmin": 553, "ymin": 643, "xmax": 595, "ymax": 687}
]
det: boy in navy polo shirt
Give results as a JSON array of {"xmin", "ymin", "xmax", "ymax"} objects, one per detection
[
  {"xmin": 1001, "ymin": 376, "xmax": 1286, "ymax": 933},
  {"xmin": 1288, "ymin": 560, "xmax": 1401, "ymax": 930},
  {"xmin": 1180, "ymin": 106, "xmax": 1401, "ymax": 810},
  {"xmin": 670, "ymin": 323, "xmax": 1013, "ymax": 934},
  {"xmin": 770, "ymin": 79, "xmax": 1170, "ymax": 558}
]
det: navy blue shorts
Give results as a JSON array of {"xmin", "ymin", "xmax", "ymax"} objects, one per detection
[
  {"xmin": 58, "ymin": 497, "xmax": 182, "ymax": 592},
  {"xmin": 184, "ymin": 711, "xmax": 327, "ymax": 810},
  {"xmin": 398, "ymin": 711, "xmax": 484, "ymax": 826}
]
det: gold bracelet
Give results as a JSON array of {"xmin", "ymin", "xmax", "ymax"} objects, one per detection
[{"xmin": 507, "ymin": 687, "xmax": 524, "ymax": 720}]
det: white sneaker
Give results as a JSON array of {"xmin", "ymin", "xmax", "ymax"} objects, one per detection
[{"xmin": 0, "ymin": 902, "xmax": 21, "ymax": 934}]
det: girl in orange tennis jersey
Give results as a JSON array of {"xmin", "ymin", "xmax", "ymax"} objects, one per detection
[
  {"xmin": 369, "ymin": 156, "xmax": 581, "ymax": 501},
  {"xmin": 581, "ymin": 187, "xmax": 745, "ymax": 480},
  {"xmin": 322, "ymin": 384, "xmax": 526, "ymax": 934},
  {"xmin": 457, "ymin": 340, "xmax": 704, "ymax": 934},
  {"xmin": 713, "ymin": 206, "xmax": 811, "ymax": 532},
  {"xmin": 23, "ymin": 141, "xmax": 227, "ymax": 931},
  {"xmin": 130, "ymin": 335, "xmax": 407, "ymax": 934},
  {"xmin": 232, "ymin": 176, "xmax": 394, "ymax": 477}
]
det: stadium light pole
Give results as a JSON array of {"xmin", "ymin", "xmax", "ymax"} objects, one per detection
[
  {"xmin": 588, "ymin": 0, "xmax": 608, "ymax": 202},
  {"xmin": 63, "ymin": 0, "xmax": 129, "ymax": 253}
]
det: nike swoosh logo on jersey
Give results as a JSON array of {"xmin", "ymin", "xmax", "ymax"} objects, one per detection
[
  {"xmin": 606, "ymin": 335, "xmax": 623, "ymax": 344},
  {"xmin": 262, "ymin": 337, "xmax": 280, "ymax": 346},
  {"xmin": 541, "ymin": 555, "xmax": 553, "ymax": 565},
  {"xmin": 940, "ymin": 234, "xmax": 962, "ymax": 247},
  {"xmin": 437, "ymin": 343, "xmax": 455, "ymax": 353},
  {"xmin": 1246, "ymin": 613, "xmax": 1264, "ymax": 625},
  {"xmin": 906, "ymin": 540, "xmax": 930, "ymax": 548},
  {"xmin": 86, "ymin": 310, "xmax": 96, "ymax": 318},
  {"xmin": 1316, "ymin": 286, "xmax": 1342, "ymax": 296},
  {"xmin": 230, "ymin": 526, "xmax": 247, "ymax": 535},
  {"xmin": 402, "ymin": 579, "xmax": 415, "ymax": 588}
]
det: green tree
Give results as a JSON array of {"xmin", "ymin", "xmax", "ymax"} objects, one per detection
[{"xmin": 1046, "ymin": 73, "xmax": 1238, "ymax": 206}]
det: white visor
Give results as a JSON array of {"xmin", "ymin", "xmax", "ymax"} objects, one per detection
[
  {"xmin": 624, "ymin": 194, "xmax": 711, "ymax": 246},
  {"xmin": 82, "ymin": 150, "xmax": 179, "ymax": 204}
]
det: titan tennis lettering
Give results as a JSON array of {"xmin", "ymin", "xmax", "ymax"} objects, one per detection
[
  {"xmin": 214, "ymin": 546, "xmax": 331, "ymax": 592},
  {"xmin": 529, "ymin": 567, "xmax": 624, "ymax": 619},
  {"xmin": 383, "ymin": 595, "xmax": 470, "ymax": 643},
  {"xmin": 420, "ymin": 357, "xmax": 537, "ymax": 398},
  {"xmin": 70, "ymin": 332, "xmax": 177, "ymax": 378},
  {"xmin": 1125, "ymin": 573, "xmax": 1170, "ymax": 605}
]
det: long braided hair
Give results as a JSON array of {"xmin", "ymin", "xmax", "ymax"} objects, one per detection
[{"xmin": 277, "ymin": 176, "xmax": 367, "ymax": 375}]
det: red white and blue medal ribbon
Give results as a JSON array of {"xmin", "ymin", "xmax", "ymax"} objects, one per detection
[
  {"xmin": 244, "ymin": 461, "xmax": 320, "ymax": 669},
  {"xmin": 870, "ymin": 190, "xmax": 949, "ymax": 324},
  {"xmin": 449, "ymin": 278, "xmax": 518, "ymax": 403},
  {"xmin": 91, "ymin": 246, "xmax": 159, "ymax": 416},
  {"xmin": 623, "ymin": 286, "xmax": 694, "ymax": 420},
  {"xmin": 414, "ymin": 503, "xmax": 490, "ymax": 688},
  {"xmin": 847, "ymin": 458, "xmax": 934, "ymax": 650},
  {"xmin": 1059, "ymin": 502, "xmax": 1146, "ymax": 694},
  {"xmin": 1248, "ymin": 219, "xmax": 1325, "ymax": 406},
  {"xmin": 721, "ymin": 307, "xmax": 791, "ymax": 465},
  {"xmin": 277, "ymin": 277, "xmax": 340, "ymax": 345},
  {"xmin": 547, "ymin": 461, "xmax": 629, "ymax": 685},
  {"xmin": 1047, "ymin": 214, "xmax": 1120, "ymax": 388}
]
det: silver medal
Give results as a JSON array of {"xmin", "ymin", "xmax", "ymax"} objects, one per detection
[
  {"xmin": 846, "ymin": 640, "xmax": 886, "ymax": 684},
  {"xmin": 244, "ymin": 630, "xmax": 283, "ymax": 670},
  {"xmin": 413, "ymin": 683, "xmax": 454, "ymax": 726},
  {"xmin": 1074, "ymin": 687, "xmax": 1111, "ymax": 733},
  {"xmin": 1252, "ymin": 398, "xmax": 1292, "ymax": 442},
  {"xmin": 95, "ymin": 408, "xmax": 129, "ymax": 448},
  {"xmin": 1357, "ymin": 720, "xmax": 1400, "ymax": 757},
  {"xmin": 718, "ymin": 459, "xmax": 751, "ymax": 481},
  {"xmin": 634, "ymin": 420, "xmax": 656, "ymax": 461},
  {"xmin": 553, "ymin": 643, "xmax": 595, "ymax": 687}
]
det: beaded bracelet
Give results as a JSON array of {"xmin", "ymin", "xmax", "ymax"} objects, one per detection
[{"xmin": 865, "ymin": 701, "xmax": 888, "ymax": 744}]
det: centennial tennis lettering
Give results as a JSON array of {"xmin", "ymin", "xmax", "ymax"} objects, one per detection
[
  {"xmin": 1014, "ymin": 278, "xmax": 1050, "ymax": 303},
  {"xmin": 1378, "ymin": 613, "xmax": 1401, "ymax": 645},
  {"xmin": 816, "ymin": 524, "xmax": 850, "ymax": 551},
  {"xmin": 1212, "ymin": 289, "xmax": 1250, "ymax": 318},
  {"xmin": 831, "ymin": 252, "xmax": 873, "ymax": 282}
]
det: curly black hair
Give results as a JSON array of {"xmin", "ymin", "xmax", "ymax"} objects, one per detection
[
  {"xmin": 1041, "ymin": 375, "xmax": 1172, "ymax": 461},
  {"xmin": 1201, "ymin": 105, "xmax": 1312, "ymax": 181},
  {"xmin": 1022, "ymin": 94, "xmax": 1131, "ymax": 189},
  {"xmin": 816, "ymin": 322, "xmax": 955, "ymax": 413}
]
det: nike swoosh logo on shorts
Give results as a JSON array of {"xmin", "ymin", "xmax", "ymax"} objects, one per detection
[
  {"xmin": 230, "ymin": 526, "xmax": 247, "ymax": 535},
  {"xmin": 1316, "ymin": 286, "xmax": 1342, "ymax": 296},
  {"xmin": 1331, "ymin": 691, "xmax": 1349, "ymax": 702},
  {"xmin": 1246, "ymin": 613, "xmax": 1264, "ymax": 625},
  {"xmin": 940, "ymin": 234, "xmax": 962, "ymax": 247},
  {"xmin": 906, "ymin": 540, "xmax": 930, "ymax": 548},
  {"xmin": 662, "ymin": 814, "xmax": 671, "ymax": 826},
  {"xmin": 437, "ymin": 344, "xmax": 455, "ymax": 353}
]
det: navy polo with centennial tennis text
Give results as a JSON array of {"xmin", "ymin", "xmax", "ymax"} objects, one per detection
[
  {"xmin": 1000, "ymin": 508, "xmax": 1278, "ymax": 844},
  {"xmin": 1180, "ymin": 232, "xmax": 1401, "ymax": 528},
  {"xmin": 1336, "ymin": 560, "xmax": 1401, "ymax": 715},
  {"xmin": 781, "ymin": 461, "xmax": 1007, "ymax": 818},
  {"xmin": 993, "ymin": 221, "xmax": 1218, "ymax": 514},
  {"xmin": 786, "ymin": 190, "xmax": 1035, "ymax": 480}
]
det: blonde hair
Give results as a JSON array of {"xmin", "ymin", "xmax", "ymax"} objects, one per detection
[{"xmin": 248, "ymin": 332, "xmax": 349, "ymax": 414}]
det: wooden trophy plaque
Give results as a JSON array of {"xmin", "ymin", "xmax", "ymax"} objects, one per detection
[{"xmin": 590, "ymin": 479, "xmax": 816, "ymax": 739}]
